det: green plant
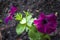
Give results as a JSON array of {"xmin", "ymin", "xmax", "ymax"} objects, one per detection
[
  {"xmin": 15, "ymin": 11, "xmax": 58, "ymax": 40},
  {"xmin": 0, "ymin": 19, "xmax": 2, "ymax": 23}
]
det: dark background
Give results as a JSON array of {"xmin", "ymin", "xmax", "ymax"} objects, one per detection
[{"xmin": 0, "ymin": 0, "xmax": 60, "ymax": 40}]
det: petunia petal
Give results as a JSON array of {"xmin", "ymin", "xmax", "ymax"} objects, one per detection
[
  {"xmin": 38, "ymin": 12, "xmax": 46, "ymax": 19},
  {"xmin": 4, "ymin": 16, "xmax": 13, "ymax": 24},
  {"xmin": 34, "ymin": 12, "xmax": 58, "ymax": 34},
  {"xmin": 9, "ymin": 6, "xmax": 17, "ymax": 15}
]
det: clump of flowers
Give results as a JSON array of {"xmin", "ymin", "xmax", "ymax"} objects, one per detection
[
  {"xmin": 15, "ymin": 11, "xmax": 58, "ymax": 40},
  {"xmin": 34, "ymin": 12, "xmax": 58, "ymax": 34},
  {"xmin": 4, "ymin": 6, "xmax": 17, "ymax": 24},
  {"xmin": 3, "ymin": 5, "xmax": 58, "ymax": 40}
]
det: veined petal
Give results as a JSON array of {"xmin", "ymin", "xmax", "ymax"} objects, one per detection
[{"xmin": 34, "ymin": 12, "xmax": 58, "ymax": 34}]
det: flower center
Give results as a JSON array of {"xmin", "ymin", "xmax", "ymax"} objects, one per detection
[{"xmin": 42, "ymin": 19, "xmax": 47, "ymax": 24}]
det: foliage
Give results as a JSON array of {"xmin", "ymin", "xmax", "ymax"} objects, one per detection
[
  {"xmin": 15, "ymin": 11, "xmax": 35, "ymax": 35},
  {"xmin": 16, "ymin": 24, "xmax": 26, "ymax": 35},
  {"xmin": 15, "ymin": 13, "xmax": 22, "ymax": 21},
  {"xmin": 0, "ymin": 19, "xmax": 2, "ymax": 23}
]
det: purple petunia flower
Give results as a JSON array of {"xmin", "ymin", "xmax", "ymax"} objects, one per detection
[
  {"xmin": 34, "ymin": 12, "xmax": 58, "ymax": 34},
  {"xmin": 4, "ymin": 16, "xmax": 13, "ymax": 24},
  {"xmin": 9, "ymin": 6, "xmax": 17, "ymax": 16},
  {"xmin": 4, "ymin": 6, "xmax": 17, "ymax": 24}
]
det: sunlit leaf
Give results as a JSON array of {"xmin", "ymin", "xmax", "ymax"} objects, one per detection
[
  {"xmin": 27, "ymin": 18, "xmax": 34, "ymax": 27},
  {"xmin": 20, "ymin": 18, "xmax": 26, "ymax": 24},
  {"xmin": 15, "ymin": 13, "xmax": 22, "ymax": 20},
  {"xmin": 26, "ymin": 15, "xmax": 32, "ymax": 21}
]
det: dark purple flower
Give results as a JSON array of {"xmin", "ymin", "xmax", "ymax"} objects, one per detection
[
  {"xmin": 4, "ymin": 16, "xmax": 13, "ymax": 24},
  {"xmin": 4, "ymin": 6, "xmax": 17, "ymax": 24},
  {"xmin": 9, "ymin": 6, "xmax": 17, "ymax": 16},
  {"xmin": 34, "ymin": 12, "xmax": 58, "ymax": 34}
]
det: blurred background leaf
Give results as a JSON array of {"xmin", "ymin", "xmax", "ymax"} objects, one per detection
[{"xmin": 0, "ymin": 19, "xmax": 2, "ymax": 23}]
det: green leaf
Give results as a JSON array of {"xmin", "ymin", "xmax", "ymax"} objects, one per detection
[
  {"xmin": 26, "ymin": 27, "xmax": 29, "ymax": 32},
  {"xmin": 16, "ymin": 24, "xmax": 26, "ymax": 35},
  {"xmin": 27, "ymin": 18, "xmax": 34, "ymax": 27},
  {"xmin": 26, "ymin": 15, "xmax": 32, "ymax": 21},
  {"xmin": 20, "ymin": 18, "xmax": 26, "ymax": 24},
  {"xmin": 15, "ymin": 13, "xmax": 22, "ymax": 20},
  {"xmin": 44, "ymin": 34, "xmax": 50, "ymax": 40},
  {"xmin": 28, "ymin": 30, "xmax": 41, "ymax": 40},
  {"xmin": 26, "ymin": 14, "xmax": 33, "ymax": 27},
  {"xmin": 23, "ymin": 11, "xmax": 29, "ymax": 16},
  {"xmin": 28, "ymin": 25, "xmax": 42, "ymax": 40},
  {"xmin": 23, "ymin": 11, "xmax": 32, "ymax": 17},
  {"xmin": 0, "ymin": 19, "xmax": 2, "ymax": 22},
  {"xmin": 25, "ymin": 13, "xmax": 35, "ymax": 27}
]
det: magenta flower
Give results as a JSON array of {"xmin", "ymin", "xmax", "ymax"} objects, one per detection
[
  {"xmin": 9, "ymin": 6, "xmax": 17, "ymax": 16},
  {"xmin": 4, "ymin": 16, "xmax": 13, "ymax": 24},
  {"xmin": 34, "ymin": 12, "xmax": 58, "ymax": 34},
  {"xmin": 4, "ymin": 6, "xmax": 17, "ymax": 24}
]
